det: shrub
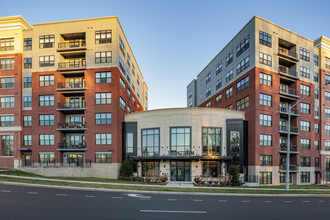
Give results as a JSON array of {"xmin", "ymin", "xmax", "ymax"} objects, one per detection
[
  {"xmin": 228, "ymin": 165, "xmax": 242, "ymax": 186},
  {"xmin": 119, "ymin": 160, "xmax": 134, "ymax": 178}
]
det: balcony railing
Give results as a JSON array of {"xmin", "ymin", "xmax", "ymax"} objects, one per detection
[
  {"xmin": 278, "ymin": 66, "xmax": 298, "ymax": 78},
  {"xmin": 278, "ymin": 47, "xmax": 298, "ymax": 59},
  {"xmin": 57, "ymin": 102, "xmax": 86, "ymax": 109},
  {"xmin": 279, "ymin": 125, "xmax": 299, "ymax": 133},
  {"xmin": 57, "ymin": 81, "xmax": 85, "ymax": 90},
  {"xmin": 58, "ymin": 122, "xmax": 86, "ymax": 129},
  {"xmin": 279, "ymin": 106, "xmax": 299, "ymax": 115},
  {"xmin": 279, "ymin": 87, "xmax": 299, "ymax": 97},
  {"xmin": 58, "ymin": 60, "xmax": 86, "ymax": 70},
  {"xmin": 19, "ymin": 159, "xmax": 91, "ymax": 167},
  {"xmin": 58, "ymin": 40, "xmax": 86, "ymax": 50},
  {"xmin": 279, "ymin": 164, "xmax": 298, "ymax": 171},
  {"xmin": 280, "ymin": 144, "xmax": 298, "ymax": 152},
  {"xmin": 58, "ymin": 142, "xmax": 86, "ymax": 150},
  {"xmin": 170, "ymin": 150, "xmax": 195, "ymax": 156}
]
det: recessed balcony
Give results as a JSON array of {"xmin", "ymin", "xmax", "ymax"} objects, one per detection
[
  {"xmin": 57, "ymin": 122, "xmax": 87, "ymax": 133},
  {"xmin": 278, "ymin": 144, "xmax": 299, "ymax": 154},
  {"xmin": 57, "ymin": 40, "xmax": 86, "ymax": 52},
  {"xmin": 57, "ymin": 60, "xmax": 86, "ymax": 71},
  {"xmin": 278, "ymin": 66, "xmax": 299, "ymax": 80},
  {"xmin": 279, "ymin": 106, "xmax": 299, "ymax": 118},
  {"xmin": 279, "ymin": 87, "xmax": 299, "ymax": 99},
  {"xmin": 56, "ymin": 81, "xmax": 86, "ymax": 95},
  {"xmin": 279, "ymin": 164, "xmax": 299, "ymax": 172},
  {"xmin": 57, "ymin": 142, "xmax": 87, "ymax": 151},
  {"xmin": 278, "ymin": 47, "xmax": 299, "ymax": 62},
  {"xmin": 57, "ymin": 102, "xmax": 86, "ymax": 114},
  {"xmin": 279, "ymin": 125, "xmax": 299, "ymax": 136}
]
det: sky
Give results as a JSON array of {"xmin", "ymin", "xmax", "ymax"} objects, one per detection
[{"xmin": 2, "ymin": 0, "xmax": 330, "ymax": 109}]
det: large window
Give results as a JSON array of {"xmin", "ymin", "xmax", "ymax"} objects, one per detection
[
  {"xmin": 1, "ymin": 135, "xmax": 13, "ymax": 156},
  {"xmin": 39, "ymin": 152, "xmax": 54, "ymax": 163},
  {"xmin": 39, "ymin": 134, "xmax": 54, "ymax": 145},
  {"xmin": 301, "ymin": 157, "xmax": 311, "ymax": 167},
  {"xmin": 315, "ymin": 123, "xmax": 319, "ymax": 133},
  {"xmin": 300, "ymin": 47, "xmax": 310, "ymax": 61},
  {"xmin": 260, "ymin": 114, "xmax": 272, "ymax": 126},
  {"xmin": 326, "ymin": 91, "xmax": 330, "ymax": 101},
  {"xmin": 236, "ymin": 56, "xmax": 249, "ymax": 74},
  {"xmin": 24, "ymin": 77, "xmax": 32, "ymax": 88},
  {"xmin": 300, "ymin": 84, "xmax": 310, "ymax": 96},
  {"xmin": 95, "ymin": 133, "xmax": 112, "ymax": 145},
  {"xmin": 39, "ymin": 95, "xmax": 54, "ymax": 106},
  {"xmin": 1, "ymin": 38, "xmax": 14, "ymax": 51},
  {"xmin": 39, "ymin": 56, "xmax": 54, "ymax": 67},
  {"xmin": 206, "ymin": 72, "xmax": 211, "ymax": 84},
  {"xmin": 39, "ymin": 75, "xmax": 54, "ymax": 86},
  {"xmin": 216, "ymin": 61, "xmax": 222, "ymax": 75},
  {"xmin": 0, "ymin": 77, "xmax": 14, "ymax": 88},
  {"xmin": 95, "ymin": 93, "xmax": 111, "ymax": 104},
  {"xmin": 24, "ymin": 38, "xmax": 32, "ymax": 51},
  {"xmin": 170, "ymin": 127, "xmax": 191, "ymax": 156},
  {"xmin": 301, "ymin": 139, "xmax": 310, "ymax": 149},
  {"xmin": 236, "ymin": 35, "xmax": 249, "ymax": 57},
  {"xmin": 142, "ymin": 161, "xmax": 159, "ymax": 177},
  {"xmin": 259, "ymin": 31, "xmax": 271, "ymax": 47},
  {"xmin": 95, "ymin": 152, "xmax": 112, "ymax": 163},
  {"xmin": 226, "ymin": 69, "xmax": 233, "ymax": 82},
  {"xmin": 216, "ymin": 78, "xmax": 222, "ymax": 90},
  {"xmin": 260, "ymin": 93, "xmax": 271, "ymax": 106},
  {"xmin": 314, "ymin": 72, "xmax": 319, "ymax": 82},
  {"xmin": 125, "ymin": 133, "xmax": 133, "ymax": 160},
  {"xmin": 326, "ymin": 142, "xmax": 330, "ymax": 151},
  {"xmin": 236, "ymin": 96, "xmax": 249, "ymax": 110},
  {"xmin": 142, "ymin": 128, "xmax": 160, "ymax": 156},
  {"xmin": 95, "ymin": 113, "xmax": 111, "ymax": 125},
  {"xmin": 260, "ymin": 155, "xmax": 272, "ymax": 166},
  {"xmin": 39, "ymin": 35, "xmax": 54, "ymax": 48},
  {"xmin": 300, "ymin": 121, "xmax": 310, "ymax": 132},
  {"xmin": 0, "ymin": 116, "xmax": 14, "ymax": 126},
  {"xmin": 95, "ymin": 30, "xmax": 112, "ymax": 44},
  {"xmin": 203, "ymin": 161, "xmax": 221, "ymax": 177},
  {"xmin": 23, "ymin": 96, "xmax": 32, "ymax": 107},
  {"xmin": 226, "ymin": 87, "xmax": 233, "ymax": 99},
  {"xmin": 95, "ymin": 72, "xmax": 111, "ymax": 83},
  {"xmin": 119, "ymin": 36, "xmax": 126, "ymax": 55},
  {"xmin": 260, "ymin": 172, "xmax": 272, "ymax": 184},
  {"xmin": 225, "ymin": 50, "xmax": 233, "ymax": 66},
  {"xmin": 24, "ymin": 58, "xmax": 32, "ymax": 69},
  {"xmin": 301, "ymin": 172, "xmax": 310, "ymax": 183},
  {"xmin": 23, "ymin": 135, "xmax": 32, "ymax": 146},
  {"xmin": 313, "ymin": 54, "xmax": 319, "ymax": 66},
  {"xmin": 326, "ymin": 125, "xmax": 330, "ymax": 135},
  {"xmin": 259, "ymin": 52, "xmax": 272, "ymax": 66},
  {"xmin": 0, "ymin": 96, "xmax": 14, "ymax": 108},
  {"xmin": 300, "ymin": 66, "xmax": 310, "ymax": 78},
  {"xmin": 300, "ymin": 103, "xmax": 310, "ymax": 114},
  {"xmin": 0, "ymin": 58, "xmax": 14, "ymax": 69},
  {"xmin": 236, "ymin": 76, "xmax": 249, "ymax": 91},
  {"xmin": 39, "ymin": 114, "xmax": 54, "ymax": 126},
  {"xmin": 120, "ymin": 97, "xmax": 126, "ymax": 110},
  {"xmin": 95, "ymin": 51, "xmax": 112, "ymax": 63},
  {"xmin": 205, "ymin": 87, "xmax": 211, "ymax": 97},
  {"xmin": 202, "ymin": 127, "xmax": 221, "ymax": 156},
  {"xmin": 260, "ymin": 134, "xmax": 272, "ymax": 146},
  {"xmin": 23, "ymin": 115, "xmax": 32, "ymax": 126}
]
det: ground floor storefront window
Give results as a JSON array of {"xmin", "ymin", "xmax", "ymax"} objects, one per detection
[
  {"xmin": 279, "ymin": 172, "xmax": 292, "ymax": 183},
  {"xmin": 202, "ymin": 161, "xmax": 221, "ymax": 177},
  {"xmin": 260, "ymin": 172, "xmax": 272, "ymax": 184},
  {"xmin": 142, "ymin": 161, "xmax": 159, "ymax": 177}
]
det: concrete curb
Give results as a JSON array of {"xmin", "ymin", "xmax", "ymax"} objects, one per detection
[{"xmin": 1, "ymin": 181, "xmax": 330, "ymax": 197}]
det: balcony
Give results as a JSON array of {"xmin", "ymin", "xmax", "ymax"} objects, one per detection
[
  {"xmin": 279, "ymin": 125, "xmax": 299, "ymax": 136},
  {"xmin": 279, "ymin": 87, "xmax": 299, "ymax": 99},
  {"xmin": 278, "ymin": 66, "xmax": 298, "ymax": 80},
  {"xmin": 57, "ymin": 142, "xmax": 87, "ymax": 151},
  {"xmin": 56, "ymin": 81, "xmax": 86, "ymax": 95},
  {"xmin": 57, "ymin": 122, "xmax": 87, "ymax": 133},
  {"xmin": 279, "ymin": 106, "xmax": 299, "ymax": 118},
  {"xmin": 278, "ymin": 47, "xmax": 299, "ymax": 62},
  {"xmin": 279, "ymin": 164, "xmax": 299, "ymax": 172},
  {"xmin": 57, "ymin": 40, "xmax": 86, "ymax": 52},
  {"xmin": 57, "ymin": 102, "xmax": 86, "ymax": 114},
  {"xmin": 279, "ymin": 144, "xmax": 299, "ymax": 154},
  {"xmin": 57, "ymin": 60, "xmax": 86, "ymax": 71}
]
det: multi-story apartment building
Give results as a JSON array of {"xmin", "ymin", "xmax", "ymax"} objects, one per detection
[
  {"xmin": 0, "ymin": 15, "xmax": 148, "ymax": 178},
  {"xmin": 187, "ymin": 16, "xmax": 330, "ymax": 185}
]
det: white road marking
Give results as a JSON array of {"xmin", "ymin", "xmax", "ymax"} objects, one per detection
[
  {"xmin": 193, "ymin": 200, "xmax": 203, "ymax": 202},
  {"xmin": 319, "ymin": 200, "xmax": 325, "ymax": 203},
  {"xmin": 264, "ymin": 201, "xmax": 271, "ymax": 203},
  {"xmin": 241, "ymin": 200, "xmax": 251, "ymax": 203},
  {"xmin": 27, "ymin": 192, "xmax": 38, "ymax": 195},
  {"xmin": 112, "ymin": 197, "xmax": 123, "ymax": 199},
  {"xmin": 284, "ymin": 201, "xmax": 292, "ymax": 203},
  {"xmin": 302, "ymin": 201, "xmax": 310, "ymax": 203},
  {"xmin": 168, "ymin": 199, "xmax": 177, "ymax": 201},
  {"xmin": 127, "ymin": 194, "xmax": 151, "ymax": 199},
  {"xmin": 56, "ymin": 194, "xmax": 67, "ymax": 196},
  {"xmin": 140, "ymin": 210, "xmax": 206, "ymax": 214},
  {"xmin": 1, "ymin": 190, "xmax": 10, "ymax": 193},
  {"xmin": 84, "ymin": 195, "xmax": 95, "ymax": 198},
  {"xmin": 218, "ymin": 200, "xmax": 227, "ymax": 202}
]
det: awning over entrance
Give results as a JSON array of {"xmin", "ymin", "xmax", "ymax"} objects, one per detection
[{"xmin": 17, "ymin": 148, "xmax": 32, "ymax": 152}]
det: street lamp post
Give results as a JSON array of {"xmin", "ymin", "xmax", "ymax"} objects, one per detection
[{"xmin": 285, "ymin": 82, "xmax": 330, "ymax": 191}]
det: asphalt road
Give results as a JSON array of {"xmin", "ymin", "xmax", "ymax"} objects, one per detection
[{"xmin": 0, "ymin": 183, "xmax": 329, "ymax": 220}]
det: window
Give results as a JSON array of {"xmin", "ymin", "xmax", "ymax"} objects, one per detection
[
  {"xmin": 301, "ymin": 172, "xmax": 310, "ymax": 183},
  {"xmin": 225, "ymin": 50, "xmax": 233, "ymax": 66},
  {"xmin": 325, "ymin": 75, "xmax": 330, "ymax": 85},
  {"xmin": 120, "ymin": 97, "xmax": 126, "ymax": 110},
  {"xmin": 314, "ymin": 72, "xmax": 319, "ymax": 82},
  {"xmin": 315, "ymin": 123, "xmax": 319, "ymax": 133},
  {"xmin": 301, "ymin": 157, "xmax": 311, "ymax": 167},
  {"xmin": 315, "ymin": 158, "xmax": 320, "ymax": 167},
  {"xmin": 39, "ymin": 95, "xmax": 54, "ymax": 106},
  {"xmin": 260, "ymin": 72, "xmax": 272, "ymax": 86},
  {"xmin": 39, "ymin": 35, "xmax": 54, "ymax": 48},
  {"xmin": 260, "ymin": 134, "xmax": 272, "ymax": 146},
  {"xmin": 260, "ymin": 93, "xmax": 271, "ymax": 106},
  {"xmin": 95, "ymin": 51, "xmax": 112, "ymax": 63},
  {"xmin": 300, "ymin": 121, "xmax": 310, "ymax": 132},
  {"xmin": 236, "ymin": 96, "xmax": 249, "ymax": 110},
  {"xmin": 141, "ymin": 128, "xmax": 160, "ymax": 156},
  {"xmin": 315, "ymin": 106, "xmax": 319, "ymax": 117},
  {"xmin": 313, "ymin": 54, "xmax": 318, "ymax": 66},
  {"xmin": 95, "ymin": 113, "xmax": 111, "ymax": 125},
  {"xmin": 203, "ymin": 161, "xmax": 221, "ymax": 177},
  {"xmin": 280, "ymin": 173, "xmax": 293, "ymax": 184},
  {"xmin": 259, "ymin": 52, "xmax": 272, "ymax": 66},
  {"xmin": 137, "ymin": 75, "xmax": 140, "ymax": 85},
  {"xmin": 24, "ymin": 77, "xmax": 32, "ymax": 88},
  {"xmin": 119, "ymin": 57, "xmax": 126, "ymax": 74},
  {"xmin": 300, "ymin": 47, "xmax": 310, "ymax": 61},
  {"xmin": 96, "ymin": 72, "xmax": 111, "ymax": 83},
  {"xmin": 39, "ymin": 56, "xmax": 54, "ymax": 67},
  {"xmin": 127, "ymin": 89, "xmax": 131, "ymax": 99},
  {"xmin": 0, "ymin": 58, "xmax": 14, "ymax": 69},
  {"xmin": 236, "ymin": 35, "xmax": 249, "ymax": 57},
  {"xmin": 24, "ymin": 38, "xmax": 32, "ymax": 51},
  {"xmin": 260, "ymin": 114, "xmax": 272, "ymax": 126},
  {"xmin": 127, "ymin": 105, "xmax": 131, "ymax": 113},
  {"xmin": 119, "ymin": 36, "xmax": 126, "ymax": 55},
  {"xmin": 0, "ymin": 77, "xmax": 14, "ymax": 88},
  {"xmin": 39, "ymin": 115, "xmax": 54, "ymax": 126},
  {"xmin": 216, "ymin": 94, "xmax": 222, "ymax": 104},
  {"xmin": 205, "ymin": 87, "xmax": 211, "ymax": 97},
  {"xmin": 300, "ymin": 84, "xmax": 310, "ymax": 96},
  {"xmin": 259, "ymin": 31, "xmax": 271, "ymax": 47},
  {"xmin": 260, "ymin": 155, "xmax": 272, "ymax": 166},
  {"xmin": 95, "ymin": 133, "xmax": 112, "ymax": 145},
  {"xmin": 236, "ymin": 76, "xmax": 249, "ymax": 91},
  {"xmin": 300, "ymin": 66, "xmax": 310, "ymax": 78},
  {"xmin": 24, "ymin": 58, "xmax": 32, "ymax": 69},
  {"xmin": 95, "ymin": 93, "xmax": 111, "ymax": 104},
  {"xmin": 23, "ymin": 135, "xmax": 32, "ymax": 146},
  {"xmin": 1, "ymin": 135, "xmax": 13, "ymax": 156},
  {"xmin": 326, "ymin": 108, "xmax": 330, "ymax": 118},
  {"xmin": 205, "ymin": 102, "xmax": 211, "ymax": 108},
  {"xmin": 23, "ymin": 96, "xmax": 32, "ymax": 107},
  {"xmin": 216, "ymin": 61, "xmax": 222, "ymax": 75},
  {"xmin": 120, "ymin": 77, "xmax": 125, "ymax": 90},
  {"xmin": 326, "ymin": 142, "xmax": 330, "ymax": 151},
  {"xmin": 0, "ymin": 96, "xmax": 14, "ymax": 108},
  {"xmin": 95, "ymin": 152, "xmax": 112, "ymax": 163},
  {"xmin": 142, "ymin": 161, "xmax": 159, "ymax": 177},
  {"xmin": 326, "ymin": 125, "xmax": 330, "ymax": 135},
  {"xmin": 39, "ymin": 134, "xmax": 54, "ymax": 145},
  {"xmin": 170, "ymin": 127, "xmax": 191, "ymax": 156},
  {"xmin": 226, "ymin": 69, "xmax": 233, "ymax": 82},
  {"xmin": 326, "ymin": 91, "xmax": 330, "ymax": 101},
  {"xmin": 39, "ymin": 152, "xmax": 54, "ymax": 163},
  {"xmin": 225, "ymin": 87, "xmax": 233, "ymax": 99},
  {"xmin": 301, "ymin": 139, "xmax": 310, "ymax": 149},
  {"xmin": 23, "ymin": 115, "xmax": 32, "ymax": 126},
  {"xmin": 315, "ymin": 140, "xmax": 319, "ymax": 150},
  {"xmin": 260, "ymin": 172, "xmax": 272, "ymax": 184},
  {"xmin": 215, "ymin": 78, "xmax": 222, "ymax": 90},
  {"xmin": 95, "ymin": 30, "xmax": 112, "ymax": 44},
  {"xmin": 39, "ymin": 75, "xmax": 54, "ymax": 86},
  {"xmin": 206, "ymin": 72, "xmax": 211, "ymax": 84},
  {"xmin": 226, "ymin": 105, "xmax": 232, "ymax": 109},
  {"xmin": 326, "ymin": 57, "xmax": 330, "ymax": 69},
  {"xmin": 202, "ymin": 128, "xmax": 221, "ymax": 156},
  {"xmin": 236, "ymin": 56, "xmax": 249, "ymax": 74},
  {"xmin": 0, "ymin": 116, "xmax": 14, "ymax": 126},
  {"xmin": 315, "ymin": 89, "xmax": 319, "ymax": 99},
  {"xmin": 300, "ymin": 103, "xmax": 310, "ymax": 114},
  {"xmin": 1, "ymin": 38, "xmax": 14, "ymax": 51}
]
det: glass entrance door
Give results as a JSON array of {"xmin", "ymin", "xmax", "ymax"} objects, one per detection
[
  {"xmin": 170, "ymin": 161, "xmax": 190, "ymax": 181},
  {"xmin": 25, "ymin": 155, "xmax": 31, "ymax": 166}
]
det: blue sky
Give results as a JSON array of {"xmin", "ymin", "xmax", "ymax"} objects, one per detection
[{"xmin": 4, "ymin": 0, "xmax": 330, "ymax": 109}]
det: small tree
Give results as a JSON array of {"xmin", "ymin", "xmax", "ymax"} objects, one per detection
[
  {"xmin": 119, "ymin": 160, "xmax": 134, "ymax": 178},
  {"xmin": 228, "ymin": 165, "xmax": 242, "ymax": 186}
]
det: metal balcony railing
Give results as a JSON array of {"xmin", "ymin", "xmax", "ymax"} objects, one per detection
[
  {"xmin": 278, "ymin": 66, "xmax": 298, "ymax": 77},
  {"xmin": 19, "ymin": 159, "xmax": 91, "ymax": 167},
  {"xmin": 279, "ymin": 87, "xmax": 299, "ymax": 96},
  {"xmin": 278, "ymin": 47, "xmax": 298, "ymax": 58},
  {"xmin": 58, "ymin": 40, "xmax": 86, "ymax": 49},
  {"xmin": 279, "ymin": 164, "xmax": 298, "ymax": 171},
  {"xmin": 58, "ymin": 60, "xmax": 86, "ymax": 69},
  {"xmin": 279, "ymin": 106, "xmax": 299, "ymax": 115},
  {"xmin": 170, "ymin": 150, "xmax": 195, "ymax": 156},
  {"xmin": 279, "ymin": 125, "xmax": 299, "ymax": 133},
  {"xmin": 58, "ymin": 122, "xmax": 86, "ymax": 129},
  {"xmin": 280, "ymin": 144, "xmax": 298, "ymax": 152},
  {"xmin": 57, "ymin": 81, "xmax": 85, "ymax": 89},
  {"xmin": 57, "ymin": 102, "xmax": 86, "ymax": 109},
  {"xmin": 58, "ymin": 142, "xmax": 86, "ymax": 149}
]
